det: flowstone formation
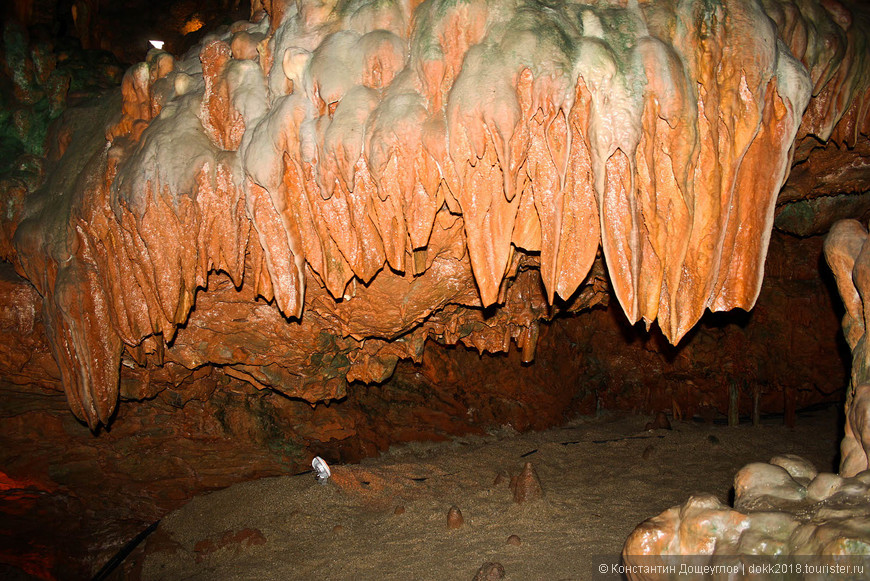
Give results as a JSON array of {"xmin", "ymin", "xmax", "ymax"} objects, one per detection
[
  {"xmin": 1, "ymin": 0, "xmax": 869, "ymax": 428},
  {"xmin": 623, "ymin": 458, "xmax": 870, "ymax": 578},
  {"xmin": 827, "ymin": 219, "xmax": 870, "ymax": 478},
  {"xmin": 620, "ymin": 219, "xmax": 870, "ymax": 576}
]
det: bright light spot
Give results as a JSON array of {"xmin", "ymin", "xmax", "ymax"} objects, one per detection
[{"xmin": 149, "ymin": 40, "xmax": 165, "ymax": 50}]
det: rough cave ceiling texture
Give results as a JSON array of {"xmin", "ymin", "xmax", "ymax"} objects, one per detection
[{"xmin": 1, "ymin": 0, "xmax": 869, "ymax": 429}]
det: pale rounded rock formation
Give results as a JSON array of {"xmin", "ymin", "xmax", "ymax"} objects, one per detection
[{"xmin": 624, "ymin": 455, "xmax": 870, "ymax": 567}]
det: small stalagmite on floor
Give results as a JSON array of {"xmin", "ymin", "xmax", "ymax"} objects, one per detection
[
  {"xmin": 447, "ymin": 505, "xmax": 464, "ymax": 529},
  {"xmin": 510, "ymin": 462, "xmax": 543, "ymax": 504},
  {"xmin": 472, "ymin": 561, "xmax": 505, "ymax": 581}
]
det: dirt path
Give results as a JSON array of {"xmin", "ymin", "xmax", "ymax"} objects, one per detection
[{"xmin": 136, "ymin": 407, "xmax": 840, "ymax": 580}]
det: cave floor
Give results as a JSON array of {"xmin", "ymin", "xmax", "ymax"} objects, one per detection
[{"xmin": 132, "ymin": 406, "xmax": 841, "ymax": 580}]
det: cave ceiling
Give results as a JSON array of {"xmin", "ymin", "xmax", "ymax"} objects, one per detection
[{"xmin": 1, "ymin": 0, "xmax": 869, "ymax": 428}]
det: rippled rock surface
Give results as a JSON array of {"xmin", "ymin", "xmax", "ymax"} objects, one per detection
[{"xmin": 2, "ymin": 0, "xmax": 869, "ymax": 427}]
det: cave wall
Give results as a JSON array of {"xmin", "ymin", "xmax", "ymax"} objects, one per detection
[
  {"xmin": 2, "ymin": 1, "xmax": 253, "ymax": 64},
  {"xmin": 564, "ymin": 232, "xmax": 848, "ymax": 420},
  {"xmin": 2, "ymin": 0, "xmax": 869, "ymax": 432}
]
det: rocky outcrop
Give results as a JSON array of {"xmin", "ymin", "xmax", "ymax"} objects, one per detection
[
  {"xmin": 774, "ymin": 0, "xmax": 870, "ymax": 234},
  {"xmin": 619, "ymin": 218, "xmax": 870, "ymax": 573},
  {"xmin": 2, "ymin": 0, "xmax": 869, "ymax": 430},
  {"xmin": 624, "ymin": 458, "xmax": 870, "ymax": 579}
]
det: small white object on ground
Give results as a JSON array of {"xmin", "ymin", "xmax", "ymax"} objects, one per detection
[
  {"xmin": 149, "ymin": 40, "xmax": 165, "ymax": 50},
  {"xmin": 311, "ymin": 456, "xmax": 331, "ymax": 485}
]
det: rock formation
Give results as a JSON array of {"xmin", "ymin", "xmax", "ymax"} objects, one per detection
[
  {"xmin": 619, "ymin": 217, "xmax": 870, "ymax": 574},
  {"xmin": 1, "ymin": 0, "xmax": 869, "ymax": 433},
  {"xmin": 623, "ymin": 465, "xmax": 870, "ymax": 580},
  {"xmin": 825, "ymin": 219, "xmax": 870, "ymax": 477},
  {"xmin": 623, "ymin": 456, "xmax": 870, "ymax": 578}
]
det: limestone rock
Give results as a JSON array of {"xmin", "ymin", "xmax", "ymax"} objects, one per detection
[
  {"xmin": 624, "ymin": 457, "xmax": 870, "ymax": 577},
  {"xmin": 769, "ymin": 454, "xmax": 818, "ymax": 484},
  {"xmin": 446, "ymin": 505, "xmax": 463, "ymax": 529},
  {"xmin": 734, "ymin": 462, "xmax": 808, "ymax": 510},
  {"xmin": 825, "ymin": 220, "xmax": 870, "ymax": 476},
  {"xmin": 510, "ymin": 462, "xmax": 543, "ymax": 504},
  {"xmin": 2, "ymin": 0, "xmax": 870, "ymax": 431},
  {"xmin": 472, "ymin": 562, "xmax": 505, "ymax": 581},
  {"xmin": 644, "ymin": 412, "xmax": 671, "ymax": 431}
]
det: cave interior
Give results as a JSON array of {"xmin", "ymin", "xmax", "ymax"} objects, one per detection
[{"xmin": 2, "ymin": 0, "xmax": 870, "ymax": 579}]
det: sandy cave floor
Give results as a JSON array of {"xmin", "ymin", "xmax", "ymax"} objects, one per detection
[{"xmin": 132, "ymin": 407, "xmax": 841, "ymax": 580}]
